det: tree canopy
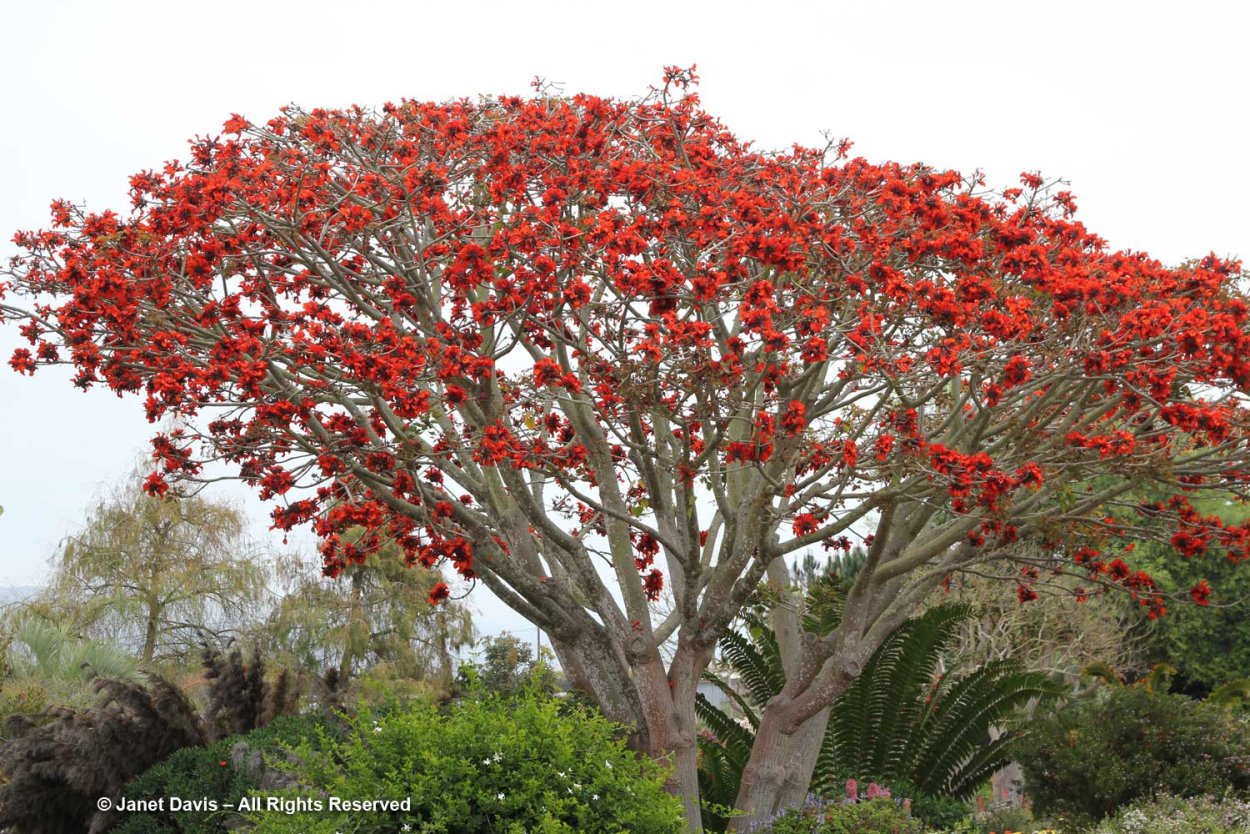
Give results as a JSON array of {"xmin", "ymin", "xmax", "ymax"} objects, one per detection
[{"xmin": 4, "ymin": 70, "xmax": 1250, "ymax": 829}]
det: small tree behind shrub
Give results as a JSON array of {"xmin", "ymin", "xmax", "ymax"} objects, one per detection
[
  {"xmin": 454, "ymin": 633, "xmax": 557, "ymax": 699},
  {"xmin": 1014, "ymin": 685, "xmax": 1250, "ymax": 826}
]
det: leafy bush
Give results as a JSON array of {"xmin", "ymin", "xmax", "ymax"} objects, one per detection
[
  {"xmin": 0, "ymin": 680, "xmax": 50, "ymax": 737},
  {"xmin": 746, "ymin": 794, "xmax": 923, "ymax": 834},
  {"xmin": 110, "ymin": 740, "xmax": 255, "ymax": 834},
  {"xmin": 249, "ymin": 690, "xmax": 683, "ymax": 834},
  {"xmin": 891, "ymin": 785, "xmax": 969, "ymax": 830},
  {"xmin": 1014, "ymin": 686, "xmax": 1250, "ymax": 826},
  {"xmin": 112, "ymin": 714, "xmax": 326, "ymax": 834},
  {"xmin": 1087, "ymin": 793, "xmax": 1250, "ymax": 834},
  {"xmin": 966, "ymin": 806, "xmax": 1038, "ymax": 834}
]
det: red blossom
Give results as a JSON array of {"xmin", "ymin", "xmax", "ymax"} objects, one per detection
[
  {"xmin": 427, "ymin": 582, "xmax": 451, "ymax": 606},
  {"xmin": 642, "ymin": 569, "xmax": 664, "ymax": 601},
  {"xmin": 142, "ymin": 472, "xmax": 170, "ymax": 498},
  {"xmin": 1190, "ymin": 579, "xmax": 1212, "ymax": 606}
]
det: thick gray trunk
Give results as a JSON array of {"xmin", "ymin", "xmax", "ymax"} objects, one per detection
[
  {"xmin": 729, "ymin": 651, "xmax": 858, "ymax": 831},
  {"xmin": 730, "ymin": 703, "xmax": 831, "ymax": 830},
  {"xmin": 550, "ymin": 627, "xmax": 710, "ymax": 832}
]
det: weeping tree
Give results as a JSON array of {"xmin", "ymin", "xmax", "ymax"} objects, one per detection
[
  {"xmin": 5, "ymin": 70, "xmax": 1250, "ymax": 829},
  {"xmin": 696, "ymin": 600, "xmax": 1058, "ymax": 830},
  {"xmin": 267, "ymin": 531, "xmax": 474, "ymax": 685},
  {"xmin": 29, "ymin": 465, "xmax": 269, "ymax": 664}
]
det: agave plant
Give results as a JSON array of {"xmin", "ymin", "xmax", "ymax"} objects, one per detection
[{"xmin": 696, "ymin": 600, "xmax": 1061, "ymax": 830}]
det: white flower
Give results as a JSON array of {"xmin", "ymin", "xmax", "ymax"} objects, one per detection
[
  {"xmin": 496, "ymin": 792, "xmax": 506, "ymax": 801},
  {"xmin": 604, "ymin": 760, "xmax": 613, "ymax": 769},
  {"xmin": 373, "ymin": 724, "xmax": 384, "ymax": 733},
  {"xmin": 492, "ymin": 751, "xmax": 503, "ymax": 763},
  {"xmin": 482, "ymin": 758, "xmax": 492, "ymax": 765},
  {"xmin": 402, "ymin": 826, "xmax": 412, "ymax": 832},
  {"xmin": 592, "ymin": 794, "xmax": 599, "ymax": 801}
]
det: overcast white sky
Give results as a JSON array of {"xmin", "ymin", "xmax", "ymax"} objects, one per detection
[{"xmin": 1, "ymin": 0, "xmax": 1246, "ymax": 639}]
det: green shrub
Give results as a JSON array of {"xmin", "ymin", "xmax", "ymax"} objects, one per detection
[
  {"xmin": 0, "ymin": 680, "xmax": 50, "ymax": 736},
  {"xmin": 111, "ymin": 740, "xmax": 253, "ymax": 834},
  {"xmin": 1013, "ymin": 686, "xmax": 1250, "ymax": 827},
  {"xmin": 894, "ymin": 787, "xmax": 969, "ymax": 830},
  {"xmin": 249, "ymin": 691, "xmax": 683, "ymax": 834},
  {"xmin": 111, "ymin": 714, "xmax": 326, "ymax": 834},
  {"xmin": 753, "ymin": 795, "xmax": 923, "ymax": 834},
  {"xmin": 1087, "ymin": 793, "xmax": 1250, "ymax": 834}
]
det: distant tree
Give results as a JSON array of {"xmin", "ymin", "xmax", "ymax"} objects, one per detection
[
  {"xmin": 942, "ymin": 570, "xmax": 1151, "ymax": 684},
  {"xmin": 266, "ymin": 533, "xmax": 473, "ymax": 684},
  {"xmin": 31, "ymin": 465, "xmax": 269, "ymax": 663},
  {"xmin": 456, "ymin": 632, "xmax": 556, "ymax": 697}
]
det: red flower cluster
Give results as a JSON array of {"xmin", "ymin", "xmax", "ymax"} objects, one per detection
[{"xmin": 3, "ymin": 76, "xmax": 1250, "ymax": 628}]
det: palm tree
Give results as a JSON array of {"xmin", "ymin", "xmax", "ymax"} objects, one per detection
[{"xmin": 5, "ymin": 616, "xmax": 139, "ymax": 682}]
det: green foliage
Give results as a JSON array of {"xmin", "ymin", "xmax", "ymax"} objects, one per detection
[
  {"xmin": 249, "ymin": 691, "xmax": 684, "ymax": 834},
  {"xmin": 822, "ymin": 602, "xmax": 1059, "ymax": 799},
  {"xmin": 1014, "ymin": 685, "xmax": 1250, "ymax": 827},
  {"xmin": 966, "ymin": 806, "xmax": 1037, "ymax": 834},
  {"xmin": 455, "ymin": 632, "xmax": 557, "ymax": 698},
  {"xmin": 353, "ymin": 662, "xmax": 447, "ymax": 708},
  {"xmin": 888, "ymin": 787, "xmax": 969, "ymax": 830},
  {"xmin": 111, "ymin": 714, "xmax": 326, "ymax": 834},
  {"xmin": 0, "ymin": 680, "xmax": 49, "ymax": 738},
  {"xmin": 4, "ymin": 616, "xmax": 139, "ymax": 681},
  {"xmin": 697, "ymin": 603, "xmax": 1058, "ymax": 831},
  {"xmin": 1208, "ymin": 678, "xmax": 1250, "ymax": 711},
  {"xmin": 1115, "ymin": 493, "xmax": 1250, "ymax": 695},
  {"xmin": 753, "ymin": 796, "xmax": 923, "ymax": 834},
  {"xmin": 1086, "ymin": 793, "xmax": 1250, "ymax": 834},
  {"xmin": 111, "ymin": 739, "xmax": 255, "ymax": 834},
  {"xmin": 0, "ymin": 617, "xmax": 140, "ymax": 734},
  {"xmin": 266, "ymin": 534, "xmax": 473, "ymax": 686},
  {"xmin": 27, "ymin": 465, "xmax": 269, "ymax": 664}
]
